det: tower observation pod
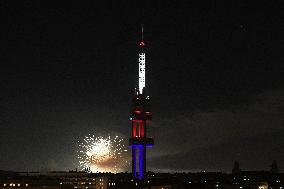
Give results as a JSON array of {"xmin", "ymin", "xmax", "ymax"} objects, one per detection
[{"xmin": 129, "ymin": 25, "xmax": 154, "ymax": 180}]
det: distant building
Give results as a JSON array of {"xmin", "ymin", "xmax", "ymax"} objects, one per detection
[
  {"xmin": 148, "ymin": 186, "xmax": 171, "ymax": 189},
  {"xmin": 95, "ymin": 177, "xmax": 107, "ymax": 189},
  {"xmin": 0, "ymin": 178, "xmax": 59, "ymax": 189},
  {"xmin": 0, "ymin": 170, "xmax": 283, "ymax": 189}
]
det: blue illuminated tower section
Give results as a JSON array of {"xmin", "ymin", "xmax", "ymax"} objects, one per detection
[{"xmin": 129, "ymin": 25, "xmax": 154, "ymax": 180}]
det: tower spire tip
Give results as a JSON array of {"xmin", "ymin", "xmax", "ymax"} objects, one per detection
[
  {"xmin": 139, "ymin": 24, "xmax": 145, "ymax": 47},
  {"xmin": 141, "ymin": 24, "xmax": 144, "ymax": 41}
]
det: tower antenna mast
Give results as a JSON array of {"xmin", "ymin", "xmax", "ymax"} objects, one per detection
[{"xmin": 141, "ymin": 24, "xmax": 144, "ymax": 42}]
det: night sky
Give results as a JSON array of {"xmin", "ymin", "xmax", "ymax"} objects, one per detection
[{"xmin": 1, "ymin": 1, "xmax": 284, "ymax": 172}]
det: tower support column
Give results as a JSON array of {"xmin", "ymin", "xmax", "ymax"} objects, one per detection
[{"xmin": 132, "ymin": 146, "xmax": 137, "ymax": 178}]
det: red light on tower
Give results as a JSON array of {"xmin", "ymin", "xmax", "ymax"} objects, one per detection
[{"xmin": 139, "ymin": 41, "xmax": 145, "ymax": 46}]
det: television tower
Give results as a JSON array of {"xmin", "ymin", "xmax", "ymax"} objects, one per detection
[{"xmin": 129, "ymin": 25, "xmax": 154, "ymax": 180}]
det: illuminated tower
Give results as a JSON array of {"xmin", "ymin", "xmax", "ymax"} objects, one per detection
[{"xmin": 129, "ymin": 25, "xmax": 154, "ymax": 180}]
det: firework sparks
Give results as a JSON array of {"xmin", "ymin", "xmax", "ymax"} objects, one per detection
[{"xmin": 77, "ymin": 134, "xmax": 129, "ymax": 173}]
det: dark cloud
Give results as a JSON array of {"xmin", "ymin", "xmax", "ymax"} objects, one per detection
[{"xmin": 148, "ymin": 89, "xmax": 284, "ymax": 172}]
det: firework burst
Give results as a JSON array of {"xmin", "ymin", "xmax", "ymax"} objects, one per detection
[{"xmin": 77, "ymin": 133, "xmax": 129, "ymax": 173}]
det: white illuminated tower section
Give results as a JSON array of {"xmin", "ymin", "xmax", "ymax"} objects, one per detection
[
  {"xmin": 138, "ymin": 25, "xmax": 146, "ymax": 94},
  {"xmin": 138, "ymin": 52, "xmax": 145, "ymax": 94}
]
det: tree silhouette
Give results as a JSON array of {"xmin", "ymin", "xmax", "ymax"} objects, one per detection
[
  {"xmin": 232, "ymin": 161, "xmax": 241, "ymax": 174},
  {"xmin": 270, "ymin": 160, "xmax": 279, "ymax": 173}
]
